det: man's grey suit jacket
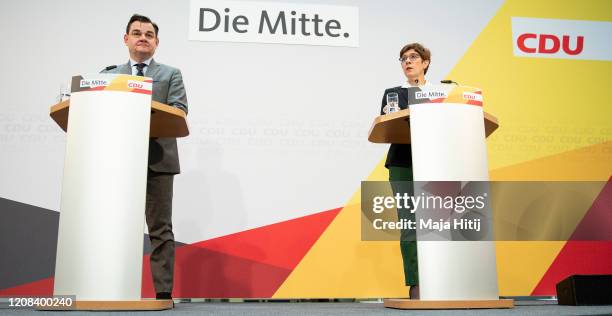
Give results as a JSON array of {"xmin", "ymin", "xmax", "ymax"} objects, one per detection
[{"xmin": 102, "ymin": 59, "xmax": 188, "ymax": 174}]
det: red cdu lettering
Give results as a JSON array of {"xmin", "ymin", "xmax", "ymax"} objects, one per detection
[
  {"xmin": 518, "ymin": 33, "xmax": 584, "ymax": 56},
  {"xmin": 517, "ymin": 33, "xmax": 537, "ymax": 53},
  {"xmin": 538, "ymin": 34, "xmax": 560, "ymax": 53},
  {"xmin": 128, "ymin": 82, "xmax": 144, "ymax": 89},
  {"xmin": 563, "ymin": 35, "xmax": 584, "ymax": 55}
]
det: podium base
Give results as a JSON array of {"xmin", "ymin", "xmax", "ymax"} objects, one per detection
[
  {"xmin": 38, "ymin": 300, "xmax": 173, "ymax": 311},
  {"xmin": 384, "ymin": 298, "xmax": 514, "ymax": 310}
]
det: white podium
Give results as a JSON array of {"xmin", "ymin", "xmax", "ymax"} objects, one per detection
[
  {"xmin": 46, "ymin": 74, "xmax": 187, "ymax": 311},
  {"xmin": 369, "ymin": 84, "xmax": 513, "ymax": 309}
]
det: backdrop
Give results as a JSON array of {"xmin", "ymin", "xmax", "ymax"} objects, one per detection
[{"xmin": 1, "ymin": 0, "xmax": 610, "ymax": 298}]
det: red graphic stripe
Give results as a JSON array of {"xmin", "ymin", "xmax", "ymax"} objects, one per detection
[
  {"xmin": 0, "ymin": 278, "xmax": 53, "ymax": 297},
  {"xmin": 1, "ymin": 207, "xmax": 343, "ymax": 298},
  {"xmin": 429, "ymin": 98, "xmax": 446, "ymax": 103},
  {"xmin": 131, "ymin": 88, "xmax": 152, "ymax": 95},
  {"xmin": 193, "ymin": 208, "xmax": 342, "ymax": 270},
  {"xmin": 530, "ymin": 241, "xmax": 612, "ymax": 295},
  {"xmin": 142, "ymin": 207, "xmax": 342, "ymax": 298},
  {"xmin": 87, "ymin": 86, "xmax": 106, "ymax": 91},
  {"xmin": 141, "ymin": 245, "xmax": 292, "ymax": 298},
  {"xmin": 568, "ymin": 178, "xmax": 612, "ymax": 240},
  {"xmin": 531, "ymin": 178, "xmax": 612, "ymax": 295}
]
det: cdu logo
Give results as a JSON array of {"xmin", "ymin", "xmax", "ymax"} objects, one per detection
[
  {"xmin": 511, "ymin": 17, "xmax": 612, "ymax": 61},
  {"xmin": 516, "ymin": 33, "xmax": 583, "ymax": 55}
]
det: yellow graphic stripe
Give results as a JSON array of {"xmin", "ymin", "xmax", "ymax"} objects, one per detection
[
  {"xmin": 496, "ymin": 241, "xmax": 565, "ymax": 296},
  {"xmin": 490, "ymin": 141, "xmax": 612, "ymax": 180},
  {"xmin": 273, "ymin": 158, "xmax": 409, "ymax": 298},
  {"xmin": 105, "ymin": 75, "xmax": 151, "ymax": 92},
  {"xmin": 443, "ymin": 85, "xmax": 481, "ymax": 105},
  {"xmin": 275, "ymin": 0, "xmax": 611, "ymax": 297},
  {"xmin": 491, "ymin": 141, "xmax": 611, "ymax": 295},
  {"xmin": 446, "ymin": 0, "xmax": 612, "ymax": 170}
]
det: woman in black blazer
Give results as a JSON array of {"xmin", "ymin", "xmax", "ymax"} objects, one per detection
[{"xmin": 380, "ymin": 42, "xmax": 431, "ymax": 299}]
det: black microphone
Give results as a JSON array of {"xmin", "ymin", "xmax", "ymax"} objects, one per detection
[
  {"xmin": 441, "ymin": 79, "xmax": 458, "ymax": 85},
  {"xmin": 103, "ymin": 65, "xmax": 117, "ymax": 71},
  {"xmin": 415, "ymin": 79, "xmax": 419, "ymax": 85}
]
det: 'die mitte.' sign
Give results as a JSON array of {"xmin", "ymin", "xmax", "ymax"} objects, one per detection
[{"xmin": 189, "ymin": 0, "xmax": 359, "ymax": 47}]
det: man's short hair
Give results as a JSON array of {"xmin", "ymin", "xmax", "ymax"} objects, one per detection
[
  {"xmin": 399, "ymin": 43, "xmax": 431, "ymax": 74},
  {"xmin": 126, "ymin": 14, "xmax": 159, "ymax": 37}
]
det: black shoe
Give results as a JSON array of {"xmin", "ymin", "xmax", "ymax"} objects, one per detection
[
  {"xmin": 156, "ymin": 292, "xmax": 172, "ymax": 300},
  {"xmin": 409, "ymin": 285, "xmax": 420, "ymax": 300}
]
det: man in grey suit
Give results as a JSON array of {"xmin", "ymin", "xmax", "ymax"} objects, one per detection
[{"xmin": 102, "ymin": 14, "xmax": 187, "ymax": 300}]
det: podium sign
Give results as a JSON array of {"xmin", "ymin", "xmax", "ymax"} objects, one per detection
[{"xmin": 53, "ymin": 74, "xmax": 152, "ymax": 300}]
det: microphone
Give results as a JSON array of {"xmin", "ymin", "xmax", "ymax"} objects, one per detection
[
  {"xmin": 441, "ymin": 79, "xmax": 458, "ymax": 85},
  {"xmin": 415, "ymin": 79, "xmax": 419, "ymax": 85},
  {"xmin": 103, "ymin": 65, "xmax": 117, "ymax": 71}
]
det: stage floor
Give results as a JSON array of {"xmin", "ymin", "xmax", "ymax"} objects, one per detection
[{"xmin": 2, "ymin": 299, "xmax": 612, "ymax": 315}]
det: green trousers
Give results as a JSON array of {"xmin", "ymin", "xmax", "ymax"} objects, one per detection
[{"xmin": 389, "ymin": 166, "xmax": 419, "ymax": 286}]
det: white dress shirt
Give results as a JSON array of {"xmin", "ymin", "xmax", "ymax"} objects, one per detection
[
  {"xmin": 129, "ymin": 57, "xmax": 153, "ymax": 76},
  {"xmin": 401, "ymin": 79, "xmax": 431, "ymax": 88}
]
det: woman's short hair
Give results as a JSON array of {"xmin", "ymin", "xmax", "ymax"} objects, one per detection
[{"xmin": 399, "ymin": 43, "xmax": 431, "ymax": 74}]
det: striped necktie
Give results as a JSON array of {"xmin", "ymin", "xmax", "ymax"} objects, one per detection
[{"xmin": 134, "ymin": 63, "xmax": 146, "ymax": 76}]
